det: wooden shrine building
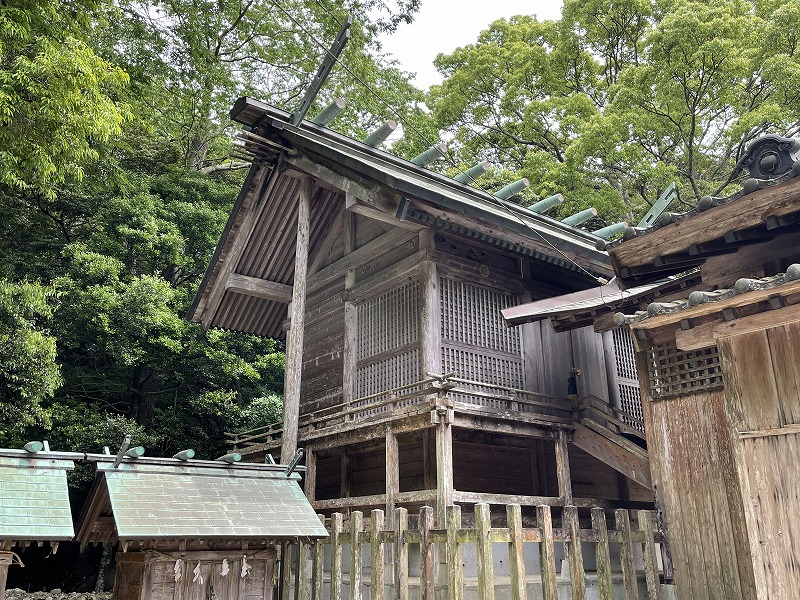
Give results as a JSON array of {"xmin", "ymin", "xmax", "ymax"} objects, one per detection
[
  {"xmin": 191, "ymin": 98, "xmax": 655, "ymax": 522},
  {"xmin": 0, "ymin": 445, "xmax": 79, "ymax": 600},
  {"xmin": 513, "ymin": 135, "xmax": 800, "ymax": 599},
  {"xmin": 77, "ymin": 452, "xmax": 327, "ymax": 600}
]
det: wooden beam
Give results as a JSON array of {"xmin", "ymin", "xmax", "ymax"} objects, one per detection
[
  {"xmin": 571, "ymin": 423, "xmax": 652, "ymax": 490},
  {"xmin": 287, "ymin": 152, "xmax": 401, "ymax": 215},
  {"xmin": 200, "ymin": 165, "xmax": 278, "ymax": 329},
  {"xmin": 281, "ymin": 175, "xmax": 312, "ymax": 464},
  {"xmin": 677, "ymin": 301, "xmax": 800, "ymax": 351},
  {"xmin": 225, "ymin": 273, "xmax": 293, "ymax": 303},
  {"xmin": 307, "ymin": 227, "xmax": 418, "ymax": 294},
  {"xmin": 610, "ymin": 175, "xmax": 800, "ymax": 273},
  {"xmin": 345, "ymin": 193, "xmax": 422, "ymax": 231}
]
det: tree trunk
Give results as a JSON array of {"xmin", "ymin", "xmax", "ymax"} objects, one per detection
[
  {"xmin": 95, "ymin": 543, "xmax": 114, "ymax": 592},
  {"xmin": 131, "ymin": 365, "xmax": 157, "ymax": 427}
]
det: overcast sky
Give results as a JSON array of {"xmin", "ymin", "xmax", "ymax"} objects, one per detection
[{"xmin": 379, "ymin": 1, "xmax": 564, "ymax": 90}]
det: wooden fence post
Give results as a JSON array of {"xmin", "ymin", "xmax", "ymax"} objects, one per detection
[
  {"xmin": 282, "ymin": 542, "xmax": 294, "ymax": 600},
  {"xmin": 371, "ymin": 510, "xmax": 385, "ymax": 600},
  {"xmin": 475, "ymin": 503, "xmax": 494, "ymax": 600},
  {"xmin": 616, "ymin": 509, "xmax": 638, "ymax": 600},
  {"xmin": 420, "ymin": 506, "xmax": 435, "ymax": 600},
  {"xmin": 312, "ymin": 538, "xmax": 325, "ymax": 600},
  {"xmin": 395, "ymin": 507, "xmax": 408, "ymax": 600},
  {"xmin": 351, "ymin": 511, "xmax": 363, "ymax": 600},
  {"xmin": 591, "ymin": 508, "xmax": 613, "ymax": 600},
  {"xmin": 563, "ymin": 506, "xmax": 586, "ymax": 600},
  {"xmin": 331, "ymin": 513, "xmax": 344, "ymax": 600},
  {"xmin": 446, "ymin": 505, "xmax": 463, "ymax": 600},
  {"xmin": 312, "ymin": 515, "xmax": 326, "ymax": 600},
  {"xmin": 506, "ymin": 504, "xmax": 526, "ymax": 600},
  {"xmin": 638, "ymin": 511, "xmax": 662, "ymax": 600},
  {"xmin": 297, "ymin": 541, "xmax": 309, "ymax": 600},
  {"xmin": 537, "ymin": 505, "xmax": 558, "ymax": 600}
]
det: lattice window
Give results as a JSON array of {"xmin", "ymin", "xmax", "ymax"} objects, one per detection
[
  {"xmin": 647, "ymin": 343, "xmax": 724, "ymax": 399},
  {"xmin": 440, "ymin": 277, "xmax": 521, "ymax": 354},
  {"xmin": 612, "ymin": 327, "xmax": 644, "ymax": 427},
  {"xmin": 357, "ymin": 280, "xmax": 420, "ymax": 361},
  {"xmin": 440, "ymin": 277, "xmax": 523, "ymax": 406},
  {"xmin": 355, "ymin": 280, "xmax": 421, "ymax": 399},
  {"xmin": 355, "ymin": 348, "xmax": 421, "ymax": 400},
  {"xmin": 442, "ymin": 347, "xmax": 524, "ymax": 389}
]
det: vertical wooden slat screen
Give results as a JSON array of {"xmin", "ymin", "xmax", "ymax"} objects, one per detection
[
  {"xmin": 612, "ymin": 327, "xmax": 645, "ymax": 430},
  {"xmin": 298, "ymin": 504, "xmax": 666, "ymax": 600},
  {"xmin": 355, "ymin": 281, "xmax": 421, "ymax": 400},
  {"xmin": 439, "ymin": 277, "xmax": 524, "ymax": 401}
]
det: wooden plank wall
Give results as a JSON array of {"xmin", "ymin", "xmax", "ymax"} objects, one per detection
[
  {"xmin": 642, "ymin": 384, "xmax": 755, "ymax": 600},
  {"xmin": 719, "ymin": 322, "xmax": 800, "ymax": 599}
]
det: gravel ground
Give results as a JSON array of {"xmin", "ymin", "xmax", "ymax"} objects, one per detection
[{"xmin": 4, "ymin": 591, "xmax": 112, "ymax": 600}]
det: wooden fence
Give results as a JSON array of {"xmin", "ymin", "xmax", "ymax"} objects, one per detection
[{"xmin": 281, "ymin": 503, "xmax": 666, "ymax": 600}]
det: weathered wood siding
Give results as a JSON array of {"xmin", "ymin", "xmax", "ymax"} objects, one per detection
[
  {"xmin": 719, "ymin": 323, "xmax": 800, "ymax": 599},
  {"xmin": 642, "ymin": 384, "xmax": 755, "ymax": 600}
]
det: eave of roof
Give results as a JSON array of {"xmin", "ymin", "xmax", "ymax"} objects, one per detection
[
  {"xmin": 230, "ymin": 98, "xmax": 612, "ymax": 276},
  {"xmin": 614, "ymin": 264, "xmax": 800, "ymax": 333},
  {"xmin": 603, "ymin": 140, "xmax": 800, "ymax": 288},
  {"xmin": 501, "ymin": 271, "xmax": 700, "ymax": 329}
]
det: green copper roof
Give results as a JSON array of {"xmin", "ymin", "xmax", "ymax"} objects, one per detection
[
  {"xmin": 0, "ymin": 455, "xmax": 76, "ymax": 541},
  {"xmin": 94, "ymin": 461, "xmax": 327, "ymax": 540}
]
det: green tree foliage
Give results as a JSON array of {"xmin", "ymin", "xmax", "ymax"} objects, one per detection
[
  {"xmin": 430, "ymin": 0, "xmax": 800, "ymax": 224},
  {"xmin": 0, "ymin": 280, "xmax": 61, "ymax": 443},
  {"xmin": 0, "ymin": 0, "xmax": 425, "ymax": 466},
  {"xmin": 0, "ymin": 0, "xmax": 128, "ymax": 198},
  {"xmin": 94, "ymin": 0, "xmax": 423, "ymax": 171}
]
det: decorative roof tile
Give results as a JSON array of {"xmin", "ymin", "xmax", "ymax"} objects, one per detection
[{"xmin": 613, "ymin": 263, "xmax": 800, "ymax": 327}]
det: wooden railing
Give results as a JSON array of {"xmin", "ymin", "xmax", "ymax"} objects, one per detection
[
  {"xmin": 282, "ymin": 503, "xmax": 668, "ymax": 600},
  {"xmin": 579, "ymin": 395, "xmax": 647, "ymax": 440},
  {"xmin": 226, "ymin": 375, "xmax": 574, "ymax": 450}
]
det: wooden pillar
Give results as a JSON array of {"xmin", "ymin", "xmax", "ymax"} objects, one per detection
[
  {"xmin": 304, "ymin": 446, "xmax": 317, "ymax": 502},
  {"xmin": 281, "ymin": 176, "xmax": 312, "ymax": 464},
  {"xmin": 435, "ymin": 415, "xmax": 453, "ymax": 526},
  {"xmin": 0, "ymin": 562, "xmax": 9, "ymax": 600},
  {"xmin": 386, "ymin": 427, "xmax": 399, "ymax": 515},
  {"xmin": 343, "ymin": 302, "xmax": 357, "ymax": 405},
  {"xmin": 555, "ymin": 429, "xmax": 573, "ymax": 505},
  {"xmin": 342, "ymin": 212, "xmax": 356, "ymax": 406},
  {"xmin": 419, "ymin": 230, "xmax": 441, "ymax": 378},
  {"xmin": 340, "ymin": 451, "xmax": 351, "ymax": 498},
  {"xmin": 422, "ymin": 429, "xmax": 436, "ymax": 490}
]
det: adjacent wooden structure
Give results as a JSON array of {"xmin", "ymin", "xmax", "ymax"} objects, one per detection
[
  {"xmin": 597, "ymin": 138, "xmax": 800, "ymax": 599},
  {"xmin": 191, "ymin": 99, "xmax": 655, "ymax": 527},
  {"xmin": 76, "ymin": 454, "xmax": 327, "ymax": 600}
]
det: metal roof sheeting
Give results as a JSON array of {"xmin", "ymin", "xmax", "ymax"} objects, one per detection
[
  {"xmin": 0, "ymin": 455, "xmax": 76, "ymax": 541},
  {"xmin": 80, "ymin": 461, "xmax": 327, "ymax": 541}
]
